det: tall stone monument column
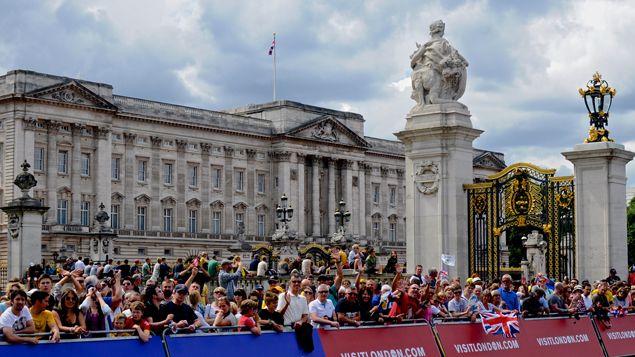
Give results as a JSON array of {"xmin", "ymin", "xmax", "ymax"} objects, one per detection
[
  {"xmin": 1, "ymin": 161, "xmax": 49, "ymax": 280},
  {"xmin": 562, "ymin": 73, "xmax": 634, "ymax": 282},
  {"xmin": 395, "ymin": 20, "xmax": 481, "ymax": 278}
]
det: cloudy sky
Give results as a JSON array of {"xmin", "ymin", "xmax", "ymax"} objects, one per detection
[{"xmin": 1, "ymin": 0, "xmax": 634, "ymax": 184}]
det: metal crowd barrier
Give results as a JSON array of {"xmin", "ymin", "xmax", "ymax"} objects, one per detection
[{"xmin": 2, "ymin": 314, "xmax": 635, "ymax": 356}]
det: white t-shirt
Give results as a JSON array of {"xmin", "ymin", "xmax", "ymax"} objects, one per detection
[
  {"xmin": 308, "ymin": 299, "xmax": 335, "ymax": 328},
  {"xmin": 277, "ymin": 291, "xmax": 309, "ymax": 325},
  {"xmin": 0, "ymin": 306, "xmax": 32, "ymax": 332},
  {"xmin": 582, "ymin": 295, "xmax": 593, "ymax": 310},
  {"xmin": 257, "ymin": 261, "xmax": 268, "ymax": 277}
]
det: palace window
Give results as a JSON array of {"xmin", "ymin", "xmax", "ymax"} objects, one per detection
[
  {"xmin": 212, "ymin": 211, "xmax": 222, "ymax": 234},
  {"xmin": 81, "ymin": 153, "xmax": 90, "ymax": 176},
  {"xmin": 111, "ymin": 157, "xmax": 121, "ymax": 180},
  {"xmin": 257, "ymin": 173, "xmax": 266, "ymax": 193},
  {"xmin": 188, "ymin": 210, "xmax": 198, "ymax": 233},
  {"xmin": 188, "ymin": 164, "xmax": 199, "ymax": 187},
  {"xmin": 212, "ymin": 167, "xmax": 222, "ymax": 189},
  {"xmin": 57, "ymin": 199, "xmax": 68, "ymax": 224},
  {"xmin": 137, "ymin": 159, "xmax": 147, "ymax": 182},
  {"xmin": 80, "ymin": 201, "xmax": 90, "ymax": 226},
  {"xmin": 163, "ymin": 163, "xmax": 173, "ymax": 185},
  {"xmin": 111, "ymin": 204, "xmax": 120, "ymax": 229},
  {"xmin": 136, "ymin": 206, "xmax": 147, "ymax": 231},
  {"xmin": 235, "ymin": 212, "xmax": 244, "ymax": 233},
  {"xmin": 58, "ymin": 151, "xmax": 68, "ymax": 174},
  {"xmin": 257, "ymin": 214, "xmax": 265, "ymax": 237},
  {"xmin": 163, "ymin": 208, "xmax": 173, "ymax": 232},
  {"xmin": 372, "ymin": 184, "xmax": 380, "ymax": 204},
  {"xmin": 34, "ymin": 148, "xmax": 45, "ymax": 171},
  {"xmin": 389, "ymin": 186, "xmax": 396, "ymax": 206},
  {"xmin": 235, "ymin": 170, "xmax": 245, "ymax": 192}
]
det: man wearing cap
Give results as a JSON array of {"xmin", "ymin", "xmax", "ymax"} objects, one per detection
[
  {"xmin": 219, "ymin": 259, "xmax": 242, "ymax": 300},
  {"xmin": 158, "ymin": 284, "xmax": 200, "ymax": 332}
]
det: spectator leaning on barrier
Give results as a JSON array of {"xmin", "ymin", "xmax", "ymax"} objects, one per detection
[
  {"xmin": 277, "ymin": 272, "xmax": 309, "ymax": 328},
  {"xmin": 258, "ymin": 292, "xmax": 284, "ymax": 332},
  {"xmin": 159, "ymin": 284, "xmax": 200, "ymax": 332},
  {"xmin": 309, "ymin": 284, "xmax": 339, "ymax": 329},
  {"xmin": 238, "ymin": 300, "xmax": 261, "ymax": 335},
  {"xmin": 498, "ymin": 274, "xmax": 520, "ymax": 311},
  {"xmin": 29, "ymin": 290, "xmax": 60, "ymax": 342},
  {"xmin": 0, "ymin": 289, "xmax": 37, "ymax": 344},
  {"xmin": 336, "ymin": 287, "xmax": 361, "ymax": 327}
]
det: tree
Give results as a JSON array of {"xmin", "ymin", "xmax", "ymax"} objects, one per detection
[{"xmin": 627, "ymin": 197, "xmax": 635, "ymax": 266}]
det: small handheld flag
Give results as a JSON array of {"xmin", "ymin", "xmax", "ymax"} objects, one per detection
[{"xmin": 480, "ymin": 311, "xmax": 520, "ymax": 338}]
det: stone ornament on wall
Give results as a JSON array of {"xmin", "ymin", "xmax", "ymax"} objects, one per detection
[
  {"xmin": 414, "ymin": 160, "xmax": 440, "ymax": 195},
  {"xmin": 312, "ymin": 121, "xmax": 339, "ymax": 142},
  {"xmin": 7, "ymin": 213, "xmax": 20, "ymax": 239}
]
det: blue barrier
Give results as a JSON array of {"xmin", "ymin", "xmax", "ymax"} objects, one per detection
[
  {"xmin": 164, "ymin": 329, "xmax": 325, "ymax": 357},
  {"xmin": 0, "ymin": 335, "xmax": 165, "ymax": 356}
]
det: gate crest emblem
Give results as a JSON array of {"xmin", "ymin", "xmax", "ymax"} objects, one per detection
[{"xmin": 415, "ymin": 161, "xmax": 439, "ymax": 194}]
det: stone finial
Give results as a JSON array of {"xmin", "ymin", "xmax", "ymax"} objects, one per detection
[{"xmin": 14, "ymin": 161, "xmax": 37, "ymax": 199}]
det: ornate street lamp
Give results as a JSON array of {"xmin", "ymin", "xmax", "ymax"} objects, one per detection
[
  {"xmin": 578, "ymin": 71, "xmax": 616, "ymax": 143},
  {"xmin": 276, "ymin": 193, "xmax": 294, "ymax": 231},
  {"xmin": 333, "ymin": 199, "xmax": 351, "ymax": 234},
  {"xmin": 52, "ymin": 251, "xmax": 59, "ymax": 264}
]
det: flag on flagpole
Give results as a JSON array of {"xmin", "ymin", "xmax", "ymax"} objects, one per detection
[
  {"xmin": 268, "ymin": 33, "xmax": 276, "ymax": 55},
  {"xmin": 480, "ymin": 311, "xmax": 520, "ymax": 338}
]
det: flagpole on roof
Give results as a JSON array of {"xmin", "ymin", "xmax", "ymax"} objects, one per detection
[{"xmin": 272, "ymin": 32, "xmax": 277, "ymax": 101}]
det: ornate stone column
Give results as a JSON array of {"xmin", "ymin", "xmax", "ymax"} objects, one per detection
[
  {"xmin": 223, "ymin": 146, "xmax": 234, "ymax": 234},
  {"xmin": 45, "ymin": 122, "xmax": 60, "ymax": 224},
  {"xmin": 150, "ymin": 136, "xmax": 162, "ymax": 231},
  {"xmin": 70, "ymin": 123, "xmax": 83, "ymax": 224},
  {"xmin": 95, "ymin": 127, "xmax": 112, "ymax": 227},
  {"xmin": 175, "ymin": 139, "xmax": 187, "ymax": 232},
  {"xmin": 123, "ymin": 133, "xmax": 136, "ymax": 229},
  {"xmin": 327, "ymin": 158, "xmax": 336, "ymax": 235},
  {"xmin": 357, "ymin": 161, "xmax": 366, "ymax": 237},
  {"xmin": 343, "ymin": 160, "xmax": 354, "ymax": 236},
  {"xmin": 311, "ymin": 156, "xmax": 321, "ymax": 237},
  {"xmin": 563, "ymin": 142, "xmax": 635, "ymax": 281},
  {"xmin": 296, "ymin": 153, "xmax": 306, "ymax": 238},
  {"xmin": 396, "ymin": 168, "xmax": 405, "ymax": 242},
  {"xmin": 200, "ymin": 143, "xmax": 212, "ymax": 232},
  {"xmin": 380, "ymin": 166, "xmax": 389, "ymax": 241},
  {"xmin": 246, "ymin": 148, "xmax": 257, "ymax": 236}
]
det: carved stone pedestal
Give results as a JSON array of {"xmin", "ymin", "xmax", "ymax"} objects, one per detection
[{"xmin": 396, "ymin": 104, "xmax": 481, "ymax": 278}]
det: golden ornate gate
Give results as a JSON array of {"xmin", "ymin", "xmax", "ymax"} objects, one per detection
[{"xmin": 464, "ymin": 163, "xmax": 575, "ymax": 280}]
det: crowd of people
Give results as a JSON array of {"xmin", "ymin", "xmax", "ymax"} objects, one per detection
[{"xmin": 1, "ymin": 246, "xmax": 635, "ymax": 345}]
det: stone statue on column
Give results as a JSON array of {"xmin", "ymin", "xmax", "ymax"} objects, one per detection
[{"xmin": 409, "ymin": 20, "xmax": 468, "ymax": 112}]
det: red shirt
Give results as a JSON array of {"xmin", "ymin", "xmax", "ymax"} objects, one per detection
[
  {"xmin": 388, "ymin": 293, "xmax": 424, "ymax": 319},
  {"xmin": 238, "ymin": 315, "xmax": 256, "ymax": 332},
  {"xmin": 125, "ymin": 317, "xmax": 151, "ymax": 332}
]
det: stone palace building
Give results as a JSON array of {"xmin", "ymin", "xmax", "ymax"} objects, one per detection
[{"xmin": 0, "ymin": 69, "xmax": 504, "ymax": 263}]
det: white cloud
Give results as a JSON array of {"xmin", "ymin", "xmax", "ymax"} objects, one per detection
[{"xmin": 174, "ymin": 64, "xmax": 216, "ymax": 102}]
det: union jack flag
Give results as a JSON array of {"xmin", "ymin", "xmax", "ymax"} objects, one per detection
[{"xmin": 480, "ymin": 311, "xmax": 520, "ymax": 338}]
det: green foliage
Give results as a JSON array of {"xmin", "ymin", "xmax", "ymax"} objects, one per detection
[{"xmin": 627, "ymin": 197, "xmax": 635, "ymax": 266}]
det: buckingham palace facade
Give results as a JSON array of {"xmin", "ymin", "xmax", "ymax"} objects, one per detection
[{"xmin": 0, "ymin": 70, "xmax": 505, "ymax": 262}]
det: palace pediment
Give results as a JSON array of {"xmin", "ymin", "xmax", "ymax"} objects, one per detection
[
  {"xmin": 473, "ymin": 151, "xmax": 506, "ymax": 170},
  {"xmin": 285, "ymin": 115, "xmax": 369, "ymax": 147},
  {"xmin": 26, "ymin": 81, "xmax": 117, "ymax": 110}
]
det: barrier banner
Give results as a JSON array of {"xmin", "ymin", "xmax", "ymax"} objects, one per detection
[
  {"xmin": 0, "ymin": 336, "xmax": 165, "ymax": 356},
  {"xmin": 165, "ymin": 329, "xmax": 325, "ymax": 357},
  {"xmin": 596, "ymin": 314, "xmax": 635, "ymax": 357},
  {"xmin": 318, "ymin": 324, "xmax": 441, "ymax": 357},
  {"xmin": 436, "ymin": 317, "xmax": 604, "ymax": 357}
]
